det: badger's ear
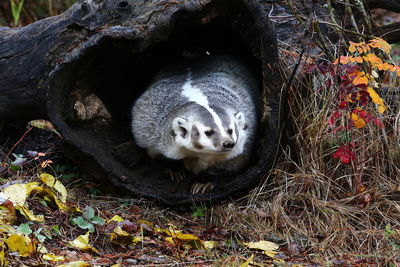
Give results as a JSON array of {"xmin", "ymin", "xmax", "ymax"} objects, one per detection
[
  {"xmin": 235, "ymin": 112, "xmax": 246, "ymax": 130},
  {"xmin": 173, "ymin": 117, "xmax": 191, "ymax": 138}
]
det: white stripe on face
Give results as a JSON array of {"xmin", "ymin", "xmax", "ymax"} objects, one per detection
[{"xmin": 181, "ymin": 73, "xmax": 229, "ymax": 138}]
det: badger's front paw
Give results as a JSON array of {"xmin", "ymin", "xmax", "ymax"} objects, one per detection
[
  {"xmin": 191, "ymin": 182, "xmax": 215, "ymax": 194},
  {"xmin": 167, "ymin": 169, "xmax": 186, "ymax": 182}
]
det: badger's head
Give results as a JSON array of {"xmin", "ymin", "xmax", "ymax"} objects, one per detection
[{"xmin": 172, "ymin": 104, "xmax": 247, "ymax": 155}]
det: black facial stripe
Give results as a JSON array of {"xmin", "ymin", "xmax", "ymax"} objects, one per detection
[
  {"xmin": 191, "ymin": 125, "xmax": 200, "ymax": 139},
  {"xmin": 191, "ymin": 125, "xmax": 203, "ymax": 149},
  {"xmin": 212, "ymin": 131, "xmax": 221, "ymax": 147}
]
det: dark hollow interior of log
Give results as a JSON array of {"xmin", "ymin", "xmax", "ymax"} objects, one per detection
[{"xmin": 52, "ymin": 3, "xmax": 274, "ymax": 202}]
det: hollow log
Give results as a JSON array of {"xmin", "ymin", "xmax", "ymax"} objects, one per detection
[
  {"xmin": 0, "ymin": 0, "xmax": 390, "ymax": 204},
  {"xmin": 0, "ymin": 0, "xmax": 284, "ymax": 204}
]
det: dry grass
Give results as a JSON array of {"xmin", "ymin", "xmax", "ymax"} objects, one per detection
[{"xmin": 211, "ymin": 50, "xmax": 400, "ymax": 263}]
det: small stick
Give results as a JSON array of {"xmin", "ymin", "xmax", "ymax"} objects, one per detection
[{"xmin": 6, "ymin": 126, "xmax": 33, "ymax": 158}]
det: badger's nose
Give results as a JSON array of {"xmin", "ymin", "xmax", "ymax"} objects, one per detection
[{"xmin": 222, "ymin": 141, "xmax": 235, "ymax": 149}]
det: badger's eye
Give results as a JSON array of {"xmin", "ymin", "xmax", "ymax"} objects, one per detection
[
  {"xmin": 227, "ymin": 128, "xmax": 233, "ymax": 135},
  {"xmin": 204, "ymin": 130, "xmax": 214, "ymax": 137}
]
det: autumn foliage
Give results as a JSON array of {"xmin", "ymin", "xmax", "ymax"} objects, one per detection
[{"xmin": 306, "ymin": 38, "xmax": 394, "ymax": 166}]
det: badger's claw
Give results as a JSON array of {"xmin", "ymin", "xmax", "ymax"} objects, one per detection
[
  {"xmin": 191, "ymin": 182, "xmax": 215, "ymax": 194},
  {"xmin": 168, "ymin": 169, "xmax": 185, "ymax": 182}
]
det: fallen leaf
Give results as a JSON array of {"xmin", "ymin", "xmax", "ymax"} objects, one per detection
[
  {"xmin": 351, "ymin": 113, "xmax": 367, "ymax": 129},
  {"xmin": 28, "ymin": 120, "xmax": 62, "ymax": 138},
  {"xmin": 107, "ymin": 215, "xmax": 124, "ymax": 223},
  {"xmin": 244, "ymin": 240, "xmax": 279, "ymax": 259},
  {"xmin": 240, "ymin": 254, "xmax": 254, "ymax": 267},
  {"xmin": 43, "ymin": 254, "xmax": 66, "ymax": 261},
  {"xmin": 41, "ymin": 160, "xmax": 53, "ymax": 168},
  {"xmin": 0, "ymin": 182, "xmax": 39, "ymax": 206},
  {"xmin": 5, "ymin": 234, "xmax": 36, "ymax": 257},
  {"xmin": 68, "ymin": 232, "xmax": 99, "ymax": 254},
  {"xmin": 0, "ymin": 250, "xmax": 8, "ymax": 266},
  {"xmin": 202, "ymin": 240, "xmax": 217, "ymax": 249},
  {"xmin": 56, "ymin": 261, "xmax": 90, "ymax": 267},
  {"xmin": 39, "ymin": 173, "xmax": 67, "ymax": 203},
  {"xmin": 17, "ymin": 205, "xmax": 45, "ymax": 222},
  {"xmin": 113, "ymin": 226, "xmax": 129, "ymax": 236},
  {"xmin": 0, "ymin": 182, "xmax": 45, "ymax": 221}
]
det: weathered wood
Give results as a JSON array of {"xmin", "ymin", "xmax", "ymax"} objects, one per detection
[{"xmin": 0, "ymin": 0, "xmax": 283, "ymax": 204}]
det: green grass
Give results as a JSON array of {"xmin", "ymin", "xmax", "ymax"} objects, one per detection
[{"xmin": 0, "ymin": 0, "xmax": 76, "ymax": 27}]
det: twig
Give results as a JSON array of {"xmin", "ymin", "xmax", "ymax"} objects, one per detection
[
  {"xmin": 351, "ymin": 0, "xmax": 373, "ymax": 35},
  {"xmin": 6, "ymin": 126, "xmax": 33, "ymax": 158},
  {"xmin": 345, "ymin": 0, "xmax": 360, "ymax": 35}
]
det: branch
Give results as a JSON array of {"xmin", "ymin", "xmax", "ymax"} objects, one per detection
[
  {"xmin": 366, "ymin": 0, "xmax": 400, "ymax": 13},
  {"xmin": 375, "ymin": 22, "xmax": 400, "ymax": 43}
]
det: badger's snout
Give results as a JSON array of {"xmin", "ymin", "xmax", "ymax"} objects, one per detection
[{"xmin": 221, "ymin": 140, "xmax": 235, "ymax": 151}]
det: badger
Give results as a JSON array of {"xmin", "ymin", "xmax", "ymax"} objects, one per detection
[{"xmin": 131, "ymin": 55, "xmax": 259, "ymax": 194}]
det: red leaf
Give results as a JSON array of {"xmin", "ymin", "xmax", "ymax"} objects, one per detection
[
  {"xmin": 338, "ymin": 101, "xmax": 348, "ymax": 109},
  {"xmin": 333, "ymin": 144, "xmax": 356, "ymax": 164}
]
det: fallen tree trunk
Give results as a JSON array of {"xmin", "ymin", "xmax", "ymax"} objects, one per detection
[
  {"xmin": 0, "ymin": 0, "xmax": 394, "ymax": 204},
  {"xmin": 0, "ymin": 0, "xmax": 283, "ymax": 204}
]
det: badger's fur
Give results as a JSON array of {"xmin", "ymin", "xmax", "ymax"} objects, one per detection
[{"xmin": 131, "ymin": 55, "xmax": 259, "ymax": 178}]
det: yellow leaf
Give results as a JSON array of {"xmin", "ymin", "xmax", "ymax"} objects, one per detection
[
  {"xmin": 107, "ymin": 215, "xmax": 124, "ymax": 223},
  {"xmin": 41, "ymin": 160, "xmax": 53, "ymax": 168},
  {"xmin": 0, "ymin": 250, "xmax": 8, "ymax": 266},
  {"xmin": 39, "ymin": 173, "xmax": 68, "ymax": 203},
  {"xmin": 0, "ymin": 224, "xmax": 16, "ymax": 235},
  {"xmin": 113, "ymin": 226, "xmax": 129, "ymax": 236},
  {"xmin": 0, "ymin": 182, "xmax": 39, "ymax": 206},
  {"xmin": 378, "ymin": 105, "xmax": 387, "ymax": 114},
  {"xmin": 68, "ymin": 232, "xmax": 99, "ymax": 254},
  {"xmin": 348, "ymin": 42, "xmax": 356, "ymax": 53},
  {"xmin": 165, "ymin": 237, "xmax": 174, "ymax": 244},
  {"xmin": 5, "ymin": 234, "xmax": 36, "ymax": 257},
  {"xmin": 0, "ymin": 182, "xmax": 49, "ymax": 221},
  {"xmin": 243, "ymin": 241, "xmax": 279, "ymax": 258},
  {"xmin": 367, "ymin": 87, "xmax": 387, "ymax": 114},
  {"xmin": 17, "ymin": 205, "xmax": 44, "ymax": 222},
  {"xmin": 202, "ymin": 240, "xmax": 217, "ymax": 249},
  {"xmin": 132, "ymin": 236, "xmax": 142, "ymax": 243},
  {"xmin": 111, "ymin": 264, "xmax": 122, "ymax": 267},
  {"xmin": 56, "ymin": 261, "xmax": 90, "ymax": 267},
  {"xmin": 43, "ymin": 253, "xmax": 66, "ymax": 261},
  {"xmin": 163, "ymin": 225, "xmax": 182, "ymax": 236},
  {"xmin": 351, "ymin": 71, "xmax": 369, "ymax": 85},
  {"xmin": 240, "ymin": 254, "xmax": 254, "ymax": 267},
  {"xmin": 28, "ymin": 120, "xmax": 62, "ymax": 138},
  {"xmin": 264, "ymin": 250, "xmax": 278, "ymax": 258},
  {"xmin": 137, "ymin": 219, "xmax": 157, "ymax": 231},
  {"xmin": 176, "ymin": 233, "xmax": 199, "ymax": 240},
  {"xmin": 351, "ymin": 113, "xmax": 366, "ymax": 129},
  {"xmin": 68, "ymin": 205, "xmax": 81, "ymax": 213},
  {"xmin": 369, "ymin": 37, "xmax": 391, "ymax": 54},
  {"xmin": 38, "ymin": 243, "xmax": 48, "ymax": 253},
  {"xmin": 33, "ymin": 187, "xmax": 68, "ymax": 212}
]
